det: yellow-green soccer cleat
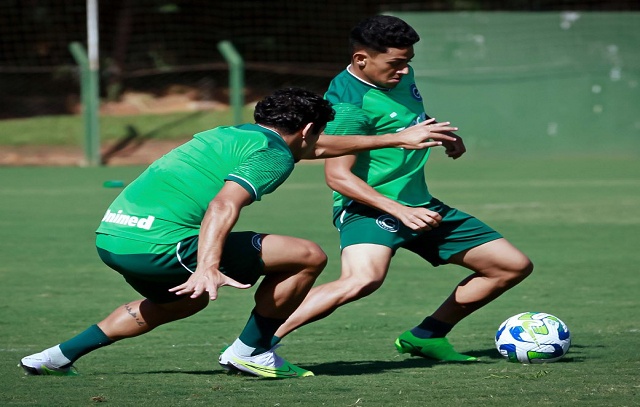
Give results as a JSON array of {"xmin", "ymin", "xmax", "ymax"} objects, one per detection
[
  {"xmin": 395, "ymin": 331, "xmax": 477, "ymax": 362},
  {"xmin": 19, "ymin": 351, "xmax": 79, "ymax": 376},
  {"xmin": 219, "ymin": 345, "xmax": 314, "ymax": 379}
]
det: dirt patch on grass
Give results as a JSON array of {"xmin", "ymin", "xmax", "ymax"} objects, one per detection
[{"xmin": 1, "ymin": 88, "xmax": 223, "ymax": 166}]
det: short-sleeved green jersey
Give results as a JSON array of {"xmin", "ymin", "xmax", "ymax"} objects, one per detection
[
  {"xmin": 324, "ymin": 66, "xmax": 432, "ymax": 208},
  {"xmin": 96, "ymin": 124, "xmax": 294, "ymax": 246}
]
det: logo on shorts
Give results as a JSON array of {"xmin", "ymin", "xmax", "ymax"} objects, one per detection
[
  {"xmin": 251, "ymin": 234, "xmax": 263, "ymax": 251},
  {"xmin": 410, "ymin": 84, "xmax": 422, "ymax": 101},
  {"xmin": 376, "ymin": 215, "xmax": 399, "ymax": 233}
]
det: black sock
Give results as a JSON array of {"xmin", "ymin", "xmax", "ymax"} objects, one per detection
[{"xmin": 410, "ymin": 316, "xmax": 454, "ymax": 339}]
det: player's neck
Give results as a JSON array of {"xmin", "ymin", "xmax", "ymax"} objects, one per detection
[
  {"xmin": 257, "ymin": 124, "xmax": 303, "ymax": 156},
  {"xmin": 255, "ymin": 124, "xmax": 282, "ymax": 137},
  {"xmin": 347, "ymin": 64, "xmax": 384, "ymax": 89}
]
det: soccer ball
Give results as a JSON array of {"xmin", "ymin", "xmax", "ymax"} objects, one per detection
[{"xmin": 495, "ymin": 312, "xmax": 571, "ymax": 364}]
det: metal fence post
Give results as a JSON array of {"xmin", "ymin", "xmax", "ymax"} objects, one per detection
[
  {"xmin": 69, "ymin": 41, "xmax": 101, "ymax": 166},
  {"xmin": 217, "ymin": 40, "xmax": 245, "ymax": 125}
]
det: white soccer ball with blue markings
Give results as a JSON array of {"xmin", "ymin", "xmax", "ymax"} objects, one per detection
[{"xmin": 495, "ymin": 312, "xmax": 571, "ymax": 364}]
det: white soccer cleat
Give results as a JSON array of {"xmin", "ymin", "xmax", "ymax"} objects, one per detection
[
  {"xmin": 218, "ymin": 345, "xmax": 313, "ymax": 379},
  {"xmin": 19, "ymin": 350, "xmax": 78, "ymax": 376}
]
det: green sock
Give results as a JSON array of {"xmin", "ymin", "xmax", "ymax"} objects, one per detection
[
  {"xmin": 270, "ymin": 335, "xmax": 282, "ymax": 348},
  {"xmin": 58, "ymin": 324, "xmax": 113, "ymax": 364},
  {"xmin": 238, "ymin": 309, "xmax": 286, "ymax": 356}
]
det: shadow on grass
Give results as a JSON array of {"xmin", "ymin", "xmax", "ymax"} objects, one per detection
[
  {"xmin": 466, "ymin": 348, "xmax": 504, "ymax": 360},
  {"xmin": 134, "ymin": 347, "xmax": 504, "ymax": 377},
  {"xmin": 126, "ymin": 346, "xmax": 584, "ymax": 377},
  {"xmin": 305, "ymin": 358, "xmax": 490, "ymax": 377}
]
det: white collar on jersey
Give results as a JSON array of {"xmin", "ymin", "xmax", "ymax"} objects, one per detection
[
  {"xmin": 255, "ymin": 124, "xmax": 282, "ymax": 137},
  {"xmin": 346, "ymin": 64, "xmax": 389, "ymax": 91}
]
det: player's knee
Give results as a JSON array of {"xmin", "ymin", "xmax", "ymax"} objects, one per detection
[
  {"xmin": 521, "ymin": 258, "xmax": 534, "ymax": 277},
  {"xmin": 302, "ymin": 241, "xmax": 328, "ymax": 275},
  {"xmin": 514, "ymin": 256, "xmax": 533, "ymax": 280},
  {"xmin": 501, "ymin": 256, "xmax": 533, "ymax": 287}
]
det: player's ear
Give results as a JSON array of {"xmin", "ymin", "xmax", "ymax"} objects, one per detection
[
  {"xmin": 301, "ymin": 122, "xmax": 314, "ymax": 140},
  {"xmin": 354, "ymin": 52, "xmax": 367, "ymax": 68}
]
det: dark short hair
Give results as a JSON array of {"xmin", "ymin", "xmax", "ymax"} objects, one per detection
[
  {"xmin": 350, "ymin": 15, "xmax": 420, "ymax": 53},
  {"xmin": 254, "ymin": 88, "xmax": 335, "ymax": 134}
]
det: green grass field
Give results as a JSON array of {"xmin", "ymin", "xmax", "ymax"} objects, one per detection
[{"xmin": 1, "ymin": 154, "xmax": 639, "ymax": 406}]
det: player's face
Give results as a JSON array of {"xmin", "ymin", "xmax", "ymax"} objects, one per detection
[{"xmin": 359, "ymin": 46, "xmax": 414, "ymax": 89}]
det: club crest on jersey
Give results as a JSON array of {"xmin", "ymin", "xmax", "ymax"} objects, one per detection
[
  {"xmin": 376, "ymin": 215, "xmax": 400, "ymax": 233},
  {"xmin": 251, "ymin": 234, "xmax": 263, "ymax": 251},
  {"xmin": 410, "ymin": 84, "xmax": 422, "ymax": 101}
]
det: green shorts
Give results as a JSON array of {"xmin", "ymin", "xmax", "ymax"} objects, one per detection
[
  {"xmin": 96, "ymin": 231, "xmax": 265, "ymax": 303},
  {"xmin": 333, "ymin": 198, "xmax": 502, "ymax": 266}
]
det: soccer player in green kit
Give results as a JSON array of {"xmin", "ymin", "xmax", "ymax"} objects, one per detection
[
  {"xmin": 19, "ymin": 88, "xmax": 457, "ymax": 378},
  {"xmin": 273, "ymin": 16, "xmax": 533, "ymax": 362}
]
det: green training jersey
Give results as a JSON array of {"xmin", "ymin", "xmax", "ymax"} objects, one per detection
[
  {"xmin": 96, "ymin": 123, "xmax": 294, "ymax": 246},
  {"xmin": 324, "ymin": 65, "xmax": 432, "ymax": 208}
]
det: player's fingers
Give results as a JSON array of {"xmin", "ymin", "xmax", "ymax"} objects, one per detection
[
  {"xmin": 426, "ymin": 120, "xmax": 457, "ymax": 130},
  {"xmin": 222, "ymin": 276, "xmax": 252, "ymax": 290},
  {"xmin": 432, "ymin": 212, "xmax": 443, "ymax": 222},
  {"xmin": 407, "ymin": 119, "xmax": 436, "ymax": 132},
  {"xmin": 405, "ymin": 215, "xmax": 433, "ymax": 231},
  {"xmin": 207, "ymin": 286, "xmax": 218, "ymax": 301},
  {"xmin": 411, "ymin": 221, "xmax": 433, "ymax": 231},
  {"xmin": 419, "ymin": 218, "xmax": 438, "ymax": 229},
  {"xmin": 434, "ymin": 126, "xmax": 458, "ymax": 134},
  {"xmin": 402, "ymin": 217, "xmax": 434, "ymax": 231},
  {"xmin": 167, "ymin": 285, "xmax": 182, "ymax": 293},
  {"xmin": 416, "ymin": 216, "xmax": 440, "ymax": 230},
  {"xmin": 168, "ymin": 283, "xmax": 191, "ymax": 294},
  {"xmin": 404, "ymin": 221, "xmax": 426, "ymax": 231},
  {"xmin": 190, "ymin": 284, "xmax": 207, "ymax": 299},
  {"xmin": 419, "ymin": 209, "xmax": 442, "ymax": 222},
  {"xmin": 414, "ymin": 141, "xmax": 443, "ymax": 149},
  {"xmin": 427, "ymin": 133, "xmax": 457, "ymax": 141}
]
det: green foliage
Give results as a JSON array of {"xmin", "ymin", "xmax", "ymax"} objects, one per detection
[{"xmin": 1, "ymin": 156, "xmax": 639, "ymax": 406}]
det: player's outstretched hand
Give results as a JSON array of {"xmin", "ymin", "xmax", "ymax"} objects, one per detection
[
  {"xmin": 169, "ymin": 267, "xmax": 251, "ymax": 301},
  {"xmin": 396, "ymin": 118, "xmax": 458, "ymax": 150}
]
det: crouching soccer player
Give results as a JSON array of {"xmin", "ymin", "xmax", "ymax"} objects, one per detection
[{"xmin": 19, "ymin": 87, "xmax": 457, "ymax": 378}]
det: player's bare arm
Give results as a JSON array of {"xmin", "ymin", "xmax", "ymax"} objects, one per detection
[
  {"xmin": 169, "ymin": 181, "xmax": 253, "ymax": 300},
  {"xmin": 325, "ymin": 154, "xmax": 442, "ymax": 231},
  {"xmin": 306, "ymin": 119, "xmax": 458, "ymax": 159}
]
